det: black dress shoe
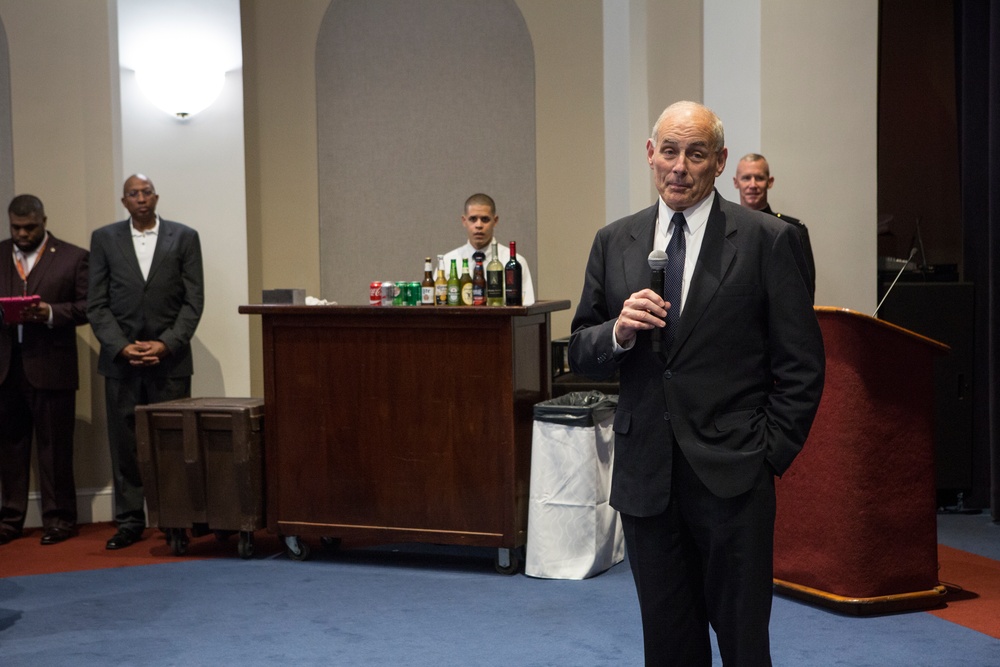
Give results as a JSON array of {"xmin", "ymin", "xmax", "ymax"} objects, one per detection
[
  {"xmin": 40, "ymin": 527, "xmax": 75, "ymax": 545},
  {"xmin": 106, "ymin": 528, "xmax": 143, "ymax": 550},
  {"xmin": 0, "ymin": 528, "xmax": 22, "ymax": 545}
]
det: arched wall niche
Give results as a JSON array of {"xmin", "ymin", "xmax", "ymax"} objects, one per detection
[
  {"xmin": 316, "ymin": 0, "xmax": 536, "ymax": 302},
  {"xmin": 0, "ymin": 18, "xmax": 14, "ymax": 212}
]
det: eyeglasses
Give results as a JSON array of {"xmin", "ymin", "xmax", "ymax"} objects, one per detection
[{"xmin": 125, "ymin": 188, "xmax": 156, "ymax": 200}]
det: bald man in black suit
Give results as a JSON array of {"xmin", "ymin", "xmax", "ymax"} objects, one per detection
[
  {"xmin": 570, "ymin": 102, "xmax": 824, "ymax": 666},
  {"xmin": 88, "ymin": 174, "xmax": 204, "ymax": 550}
]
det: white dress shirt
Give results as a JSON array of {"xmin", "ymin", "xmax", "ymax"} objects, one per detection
[
  {"xmin": 131, "ymin": 216, "xmax": 159, "ymax": 280},
  {"xmin": 614, "ymin": 192, "xmax": 715, "ymax": 352}
]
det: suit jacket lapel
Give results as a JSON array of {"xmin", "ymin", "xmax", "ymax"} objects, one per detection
[
  {"xmin": 114, "ymin": 220, "xmax": 146, "ymax": 282},
  {"xmin": 624, "ymin": 204, "xmax": 658, "ymax": 294},
  {"xmin": 147, "ymin": 219, "xmax": 176, "ymax": 283},
  {"xmin": 668, "ymin": 193, "xmax": 736, "ymax": 362},
  {"xmin": 24, "ymin": 234, "xmax": 55, "ymax": 293}
]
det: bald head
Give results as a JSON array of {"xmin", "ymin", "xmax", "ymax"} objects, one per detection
[
  {"xmin": 646, "ymin": 101, "xmax": 728, "ymax": 212},
  {"xmin": 121, "ymin": 174, "xmax": 159, "ymax": 230}
]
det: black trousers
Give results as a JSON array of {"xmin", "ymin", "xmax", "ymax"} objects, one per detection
[
  {"xmin": 104, "ymin": 373, "xmax": 190, "ymax": 532},
  {"xmin": 0, "ymin": 347, "xmax": 78, "ymax": 532},
  {"xmin": 621, "ymin": 443, "xmax": 776, "ymax": 667}
]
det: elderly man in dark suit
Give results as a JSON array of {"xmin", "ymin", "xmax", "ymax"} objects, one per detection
[
  {"xmin": 0, "ymin": 195, "xmax": 89, "ymax": 545},
  {"xmin": 569, "ymin": 102, "xmax": 825, "ymax": 666},
  {"xmin": 88, "ymin": 174, "xmax": 204, "ymax": 550}
]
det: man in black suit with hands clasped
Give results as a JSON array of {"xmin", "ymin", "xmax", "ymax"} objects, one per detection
[
  {"xmin": 88, "ymin": 174, "xmax": 204, "ymax": 551},
  {"xmin": 569, "ymin": 101, "xmax": 824, "ymax": 666}
]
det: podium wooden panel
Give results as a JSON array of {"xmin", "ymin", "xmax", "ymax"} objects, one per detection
[
  {"xmin": 239, "ymin": 301, "xmax": 569, "ymax": 566},
  {"xmin": 773, "ymin": 307, "xmax": 949, "ymax": 613}
]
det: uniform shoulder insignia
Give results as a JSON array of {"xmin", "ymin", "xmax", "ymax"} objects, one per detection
[{"xmin": 774, "ymin": 212, "xmax": 803, "ymax": 228}]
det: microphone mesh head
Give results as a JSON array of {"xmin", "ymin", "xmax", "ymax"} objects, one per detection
[{"xmin": 647, "ymin": 249, "xmax": 668, "ymax": 270}]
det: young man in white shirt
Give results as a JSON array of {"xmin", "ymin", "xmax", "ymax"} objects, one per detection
[{"xmin": 442, "ymin": 193, "xmax": 535, "ymax": 305}]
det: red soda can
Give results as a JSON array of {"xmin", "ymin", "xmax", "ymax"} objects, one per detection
[{"xmin": 369, "ymin": 281, "xmax": 382, "ymax": 306}]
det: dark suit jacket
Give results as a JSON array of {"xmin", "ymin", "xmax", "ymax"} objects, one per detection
[
  {"xmin": 87, "ymin": 218, "xmax": 204, "ymax": 379},
  {"xmin": 569, "ymin": 192, "xmax": 825, "ymax": 516},
  {"xmin": 0, "ymin": 235, "xmax": 89, "ymax": 390},
  {"xmin": 762, "ymin": 205, "xmax": 815, "ymax": 301}
]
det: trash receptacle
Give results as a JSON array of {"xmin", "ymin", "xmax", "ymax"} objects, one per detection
[
  {"xmin": 136, "ymin": 397, "xmax": 265, "ymax": 559},
  {"xmin": 526, "ymin": 391, "xmax": 624, "ymax": 579}
]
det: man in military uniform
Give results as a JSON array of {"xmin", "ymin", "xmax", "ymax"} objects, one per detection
[{"xmin": 734, "ymin": 153, "xmax": 815, "ymax": 301}]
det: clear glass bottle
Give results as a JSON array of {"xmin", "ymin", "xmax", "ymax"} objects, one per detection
[
  {"xmin": 486, "ymin": 239, "xmax": 504, "ymax": 306},
  {"xmin": 421, "ymin": 257, "xmax": 435, "ymax": 305},
  {"xmin": 434, "ymin": 254, "xmax": 448, "ymax": 305}
]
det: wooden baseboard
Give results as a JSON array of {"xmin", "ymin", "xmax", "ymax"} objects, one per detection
[{"xmin": 773, "ymin": 578, "xmax": 948, "ymax": 615}]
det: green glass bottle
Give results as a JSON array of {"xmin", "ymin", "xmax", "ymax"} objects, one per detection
[{"xmin": 446, "ymin": 259, "xmax": 460, "ymax": 305}]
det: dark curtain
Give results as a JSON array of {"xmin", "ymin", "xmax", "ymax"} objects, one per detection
[{"xmin": 956, "ymin": 1, "xmax": 1000, "ymax": 519}]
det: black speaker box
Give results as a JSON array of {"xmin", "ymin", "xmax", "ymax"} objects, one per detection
[{"xmin": 876, "ymin": 282, "xmax": 974, "ymax": 493}]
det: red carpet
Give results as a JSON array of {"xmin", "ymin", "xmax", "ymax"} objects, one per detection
[
  {"xmin": 929, "ymin": 544, "xmax": 1000, "ymax": 640},
  {"xmin": 0, "ymin": 522, "xmax": 285, "ymax": 577}
]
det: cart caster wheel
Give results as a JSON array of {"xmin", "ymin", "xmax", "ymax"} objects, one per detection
[
  {"xmin": 320, "ymin": 536, "xmax": 342, "ymax": 552},
  {"xmin": 168, "ymin": 529, "xmax": 189, "ymax": 556},
  {"xmin": 238, "ymin": 531, "xmax": 255, "ymax": 559},
  {"xmin": 494, "ymin": 547, "xmax": 521, "ymax": 575},
  {"xmin": 285, "ymin": 535, "xmax": 311, "ymax": 561}
]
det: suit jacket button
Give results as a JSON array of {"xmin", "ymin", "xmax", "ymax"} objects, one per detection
[
  {"xmin": 663, "ymin": 412, "xmax": 671, "ymax": 421},
  {"xmin": 664, "ymin": 370, "xmax": 672, "ymax": 379}
]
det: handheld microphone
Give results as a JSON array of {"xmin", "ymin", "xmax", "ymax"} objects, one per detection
[
  {"xmin": 648, "ymin": 250, "xmax": 668, "ymax": 356},
  {"xmin": 872, "ymin": 247, "xmax": 917, "ymax": 318}
]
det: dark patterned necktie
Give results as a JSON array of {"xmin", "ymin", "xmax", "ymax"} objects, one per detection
[{"xmin": 663, "ymin": 212, "xmax": 686, "ymax": 353}]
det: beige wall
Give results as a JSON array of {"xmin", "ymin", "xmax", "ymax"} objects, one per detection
[
  {"xmin": 241, "ymin": 0, "xmax": 327, "ymax": 396},
  {"xmin": 517, "ymin": 0, "xmax": 606, "ymax": 338},
  {"xmin": 762, "ymin": 1, "xmax": 879, "ymax": 310}
]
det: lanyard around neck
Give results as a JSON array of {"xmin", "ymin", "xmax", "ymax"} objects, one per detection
[{"xmin": 14, "ymin": 236, "xmax": 48, "ymax": 295}]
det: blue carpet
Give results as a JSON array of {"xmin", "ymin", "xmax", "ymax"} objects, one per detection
[{"xmin": 1, "ymin": 516, "xmax": 999, "ymax": 666}]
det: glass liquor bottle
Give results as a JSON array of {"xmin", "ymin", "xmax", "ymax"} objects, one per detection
[
  {"xmin": 486, "ymin": 239, "xmax": 504, "ymax": 306},
  {"xmin": 504, "ymin": 241, "xmax": 522, "ymax": 306}
]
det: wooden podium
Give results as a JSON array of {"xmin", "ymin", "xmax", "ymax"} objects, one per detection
[
  {"xmin": 239, "ymin": 301, "xmax": 569, "ymax": 572},
  {"xmin": 773, "ymin": 307, "xmax": 950, "ymax": 613}
]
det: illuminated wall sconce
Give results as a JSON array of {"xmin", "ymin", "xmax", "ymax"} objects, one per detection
[{"xmin": 135, "ymin": 61, "xmax": 226, "ymax": 119}]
